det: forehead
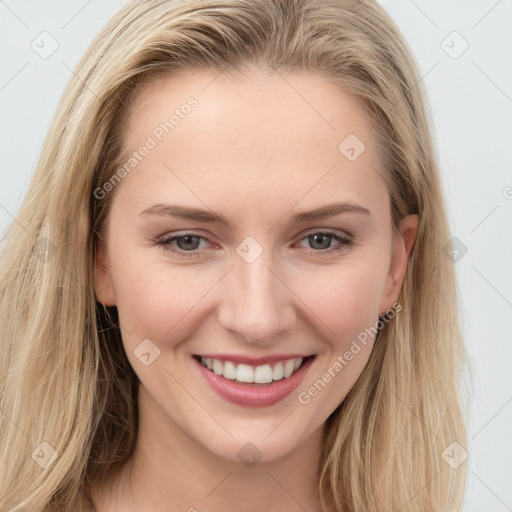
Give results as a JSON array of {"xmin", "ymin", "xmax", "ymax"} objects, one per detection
[
  {"xmin": 122, "ymin": 66, "xmax": 375, "ymax": 150},
  {"xmin": 114, "ymin": 67, "xmax": 388, "ymax": 219}
]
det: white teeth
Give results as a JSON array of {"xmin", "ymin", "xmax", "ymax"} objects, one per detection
[
  {"xmin": 254, "ymin": 364, "xmax": 273, "ymax": 383},
  {"xmin": 223, "ymin": 361, "xmax": 236, "ymax": 380},
  {"xmin": 199, "ymin": 356, "xmax": 305, "ymax": 384},
  {"xmin": 212, "ymin": 359, "xmax": 223, "ymax": 375},
  {"xmin": 283, "ymin": 359, "xmax": 295, "ymax": 378},
  {"xmin": 272, "ymin": 362, "xmax": 284, "ymax": 381},
  {"xmin": 236, "ymin": 364, "xmax": 254, "ymax": 383}
]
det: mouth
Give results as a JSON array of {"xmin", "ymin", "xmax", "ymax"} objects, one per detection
[
  {"xmin": 193, "ymin": 354, "xmax": 313, "ymax": 386},
  {"xmin": 192, "ymin": 353, "xmax": 316, "ymax": 407}
]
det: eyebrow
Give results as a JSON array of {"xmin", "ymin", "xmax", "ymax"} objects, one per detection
[{"xmin": 139, "ymin": 202, "xmax": 370, "ymax": 229}]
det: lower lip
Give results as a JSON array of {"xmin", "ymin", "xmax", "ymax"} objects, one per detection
[{"xmin": 193, "ymin": 356, "xmax": 315, "ymax": 407}]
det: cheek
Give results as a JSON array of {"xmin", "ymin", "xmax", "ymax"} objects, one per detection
[
  {"xmin": 109, "ymin": 250, "xmax": 218, "ymax": 345},
  {"xmin": 292, "ymin": 262, "xmax": 387, "ymax": 422},
  {"xmin": 293, "ymin": 259, "xmax": 385, "ymax": 341},
  {"xmin": 294, "ymin": 259, "xmax": 385, "ymax": 388}
]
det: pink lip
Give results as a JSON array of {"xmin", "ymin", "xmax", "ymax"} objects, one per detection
[
  {"xmin": 195, "ymin": 353, "xmax": 312, "ymax": 366},
  {"xmin": 193, "ymin": 355, "xmax": 315, "ymax": 407}
]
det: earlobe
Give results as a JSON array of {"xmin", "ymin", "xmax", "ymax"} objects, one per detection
[
  {"xmin": 379, "ymin": 214, "xmax": 419, "ymax": 314},
  {"xmin": 93, "ymin": 240, "xmax": 117, "ymax": 306}
]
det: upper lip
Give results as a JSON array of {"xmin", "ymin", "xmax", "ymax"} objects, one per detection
[{"xmin": 194, "ymin": 353, "xmax": 315, "ymax": 366}]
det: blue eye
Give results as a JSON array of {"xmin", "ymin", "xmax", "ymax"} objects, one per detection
[{"xmin": 155, "ymin": 230, "xmax": 353, "ymax": 258}]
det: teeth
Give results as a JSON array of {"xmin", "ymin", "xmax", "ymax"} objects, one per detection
[
  {"xmin": 283, "ymin": 359, "xmax": 295, "ymax": 378},
  {"xmin": 212, "ymin": 359, "xmax": 223, "ymax": 375},
  {"xmin": 236, "ymin": 364, "xmax": 254, "ymax": 383},
  {"xmin": 223, "ymin": 361, "xmax": 236, "ymax": 380},
  {"xmin": 199, "ymin": 356, "xmax": 304, "ymax": 384},
  {"xmin": 272, "ymin": 362, "xmax": 284, "ymax": 381},
  {"xmin": 254, "ymin": 364, "xmax": 273, "ymax": 383}
]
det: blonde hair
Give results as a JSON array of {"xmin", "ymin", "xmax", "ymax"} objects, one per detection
[{"xmin": 0, "ymin": 0, "xmax": 468, "ymax": 510}]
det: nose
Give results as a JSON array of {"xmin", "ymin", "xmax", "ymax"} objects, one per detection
[{"xmin": 217, "ymin": 251, "xmax": 296, "ymax": 345}]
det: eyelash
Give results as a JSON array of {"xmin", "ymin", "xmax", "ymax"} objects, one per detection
[{"xmin": 155, "ymin": 230, "xmax": 353, "ymax": 259}]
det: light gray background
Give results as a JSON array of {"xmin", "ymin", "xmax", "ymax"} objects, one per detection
[{"xmin": 1, "ymin": 1, "xmax": 511, "ymax": 510}]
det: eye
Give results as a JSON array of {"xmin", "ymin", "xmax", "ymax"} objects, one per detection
[
  {"xmin": 296, "ymin": 230, "xmax": 353, "ymax": 256},
  {"xmin": 155, "ymin": 229, "xmax": 353, "ymax": 259},
  {"xmin": 155, "ymin": 232, "xmax": 212, "ymax": 258}
]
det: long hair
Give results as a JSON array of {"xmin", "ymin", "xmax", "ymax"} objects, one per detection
[{"xmin": 0, "ymin": 0, "xmax": 468, "ymax": 510}]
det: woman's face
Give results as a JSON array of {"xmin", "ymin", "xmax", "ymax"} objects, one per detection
[{"xmin": 94, "ymin": 67, "xmax": 417, "ymax": 463}]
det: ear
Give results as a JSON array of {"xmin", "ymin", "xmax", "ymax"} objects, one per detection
[
  {"xmin": 94, "ymin": 239, "xmax": 117, "ymax": 306},
  {"xmin": 378, "ymin": 214, "xmax": 418, "ymax": 314}
]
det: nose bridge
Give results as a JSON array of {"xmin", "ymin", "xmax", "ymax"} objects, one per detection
[{"xmin": 218, "ymin": 245, "xmax": 294, "ymax": 344}]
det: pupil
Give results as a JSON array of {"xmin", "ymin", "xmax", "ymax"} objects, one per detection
[
  {"xmin": 310, "ymin": 234, "xmax": 331, "ymax": 250},
  {"xmin": 177, "ymin": 236, "xmax": 200, "ymax": 250}
]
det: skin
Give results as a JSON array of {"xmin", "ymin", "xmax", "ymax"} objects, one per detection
[{"xmin": 91, "ymin": 66, "xmax": 418, "ymax": 512}]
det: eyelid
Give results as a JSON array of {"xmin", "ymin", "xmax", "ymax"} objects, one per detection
[
  {"xmin": 157, "ymin": 229, "xmax": 219, "ymax": 246},
  {"xmin": 299, "ymin": 226, "xmax": 353, "ymax": 241}
]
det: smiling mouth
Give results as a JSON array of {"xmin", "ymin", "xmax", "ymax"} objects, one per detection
[{"xmin": 192, "ymin": 354, "xmax": 314, "ymax": 385}]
